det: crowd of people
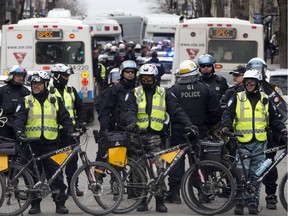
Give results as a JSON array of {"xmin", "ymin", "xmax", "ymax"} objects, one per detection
[{"xmin": 0, "ymin": 44, "xmax": 287, "ymax": 215}]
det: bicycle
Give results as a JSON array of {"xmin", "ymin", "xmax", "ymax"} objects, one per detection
[
  {"xmin": 0, "ymin": 130, "xmax": 124, "ymax": 216},
  {"xmin": 220, "ymin": 131, "xmax": 287, "ymax": 213},
  {"xmin": 100, "ymin": 129, "xmax": 236, "ymax": 215},
  {"xmin": 279, "ymin": 171, "xmax": 287, "ymax": 211}
]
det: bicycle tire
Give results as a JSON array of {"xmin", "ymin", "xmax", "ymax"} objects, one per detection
[
  {"xmin": 0, "ymin": 173, "xmax": 5, "ymax": 207},
  {"xmin": 0, "ymin": 163, "xmax": 34, "ymax": 216},
  {"xmin": 279, "ymin": 172, "xmax": 287, "ymax": 211},
  {"xmin": 113, "ymin": 157, "xmax": 148, "ymax": 214},
  {"xmin": 70, "ymin": 161, "xmax": 124, "ymax": 216},
  {"xmin": 181, "ymin": 160, "xmax": 236, "ymax": 215}
]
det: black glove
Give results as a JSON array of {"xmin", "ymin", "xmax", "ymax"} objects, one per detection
[
  {"xmin": 185, "ymin": 125, "xmax": 199, "ymax": 136},
  {"xmin": 76, "ymin": 122, "xmax": 87, "ymax": 133},
  {"xmin": 220, "ymin": 127, "xmax": 230, "ymax": 136},
  {"xmin": 16, "ymin": 131, "xmax": 26, "ymax": 140},
  {"xmin": 126, "ymin": 123, "xmax": 138, "ymax": 132}
]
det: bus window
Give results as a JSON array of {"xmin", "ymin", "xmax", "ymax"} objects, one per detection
[
  {"xmin": 36, "ymin": 42, "xmax": 85, "ymax": 64},
  {"xmin": 208, "ymin": 40, "xmax": 258, "ymax": 63}
]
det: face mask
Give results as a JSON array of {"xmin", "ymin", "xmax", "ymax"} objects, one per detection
[{"xmin": 58, "ymin": 75, "xmax": 68, "ymax": 87}]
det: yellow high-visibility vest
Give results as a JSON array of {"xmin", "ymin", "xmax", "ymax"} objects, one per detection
[
  {"xmin": 25, "ymin": 94, "xmax": 59, "ymax": 140},
  {"xmin": 134, "ymin": 86, "xmax": 166, "ymax": 131},
  {"xmin": 53, "ymin": 85, "xmax": 76, "ymax": 125},
  {"xmin": 235, "ymin": 91, "xmax": 269, "ymax": 143}
]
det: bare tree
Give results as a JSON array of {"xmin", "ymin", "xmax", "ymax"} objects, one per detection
[
  {"xmin": 277, "ymin": 0, "xmax": 287, "ymax": 68},
  {"xmin": 146, "ymin": 0, "xmax": 174, "ymax": 14},
  {"xmin": 55, "ymin": 0, "xmax": 87, "ymax": 17}
]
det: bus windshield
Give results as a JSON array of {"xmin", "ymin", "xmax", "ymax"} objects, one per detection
[
  {"xmin": 36, "ymin": 42, "xmax": 85, "ymax": 64},
  {"xmin": 208, "ymin": 40, "xmax": 258, "ymax": 63}
]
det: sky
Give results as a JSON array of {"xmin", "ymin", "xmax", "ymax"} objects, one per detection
[{"xmin": 83, "ymin": 0, "xmax": 151, "ymax": 17}]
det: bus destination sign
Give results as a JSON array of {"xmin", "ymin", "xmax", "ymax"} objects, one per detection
[
  {"xmin": 209, "ymin": 28, "xmax": 236, "ymax": 39},
  {"xmin": 36, "ymin": 29, "xmax": 63, "ymax": 40}
]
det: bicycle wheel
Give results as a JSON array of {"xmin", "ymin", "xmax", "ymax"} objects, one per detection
[
  {"xmin": 279, "ymin": 172, "xmax": 287, "ymax": 211},
  {"xmin": 0, "ymin": 163, "xmax": 34, "ymax": 216},
  {"xmin": 113, "ymin": 158, "xmax": 148, "ymax": 214},
  {"xmin": 70, "ymin": 161, "xmax": 124, "ymax": 216},
  {"xmin": 181, "ymin": 160, "xmax": 236, "ymax": 215}
]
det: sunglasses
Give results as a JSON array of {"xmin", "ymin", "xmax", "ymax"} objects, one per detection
[
  {"xmin": 244, "ymin": 80, "xmax": 257, "ymax": 86},
  {"xmin": 200, "ymin": 64, "xmax": 213, "ymax": 68},
  {"xmin": 232, "ymin": 73, "xmax": 243, "ymax": 77},
  {"xmin": 124, "ymin": 70, "xmax": 135, "ymax": 74}
]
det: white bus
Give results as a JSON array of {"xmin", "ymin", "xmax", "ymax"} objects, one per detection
[
  {"xmin": 142, "ymin": 14, "xmax": 181, "ymax": 45},
  {"xmin": 172, "ymin": 17, "xmax": 264, "ymax": 85},
  {"xmin": 83, "ymin": 17, "xmax": 122, "ymax": 47},
  {"xmin": 0, "ymin": 17, "xmax": 95, "ymax": 122},
  {"xmin": 108, "ymin": 15, "xmax": 143, "ymax": 44}
]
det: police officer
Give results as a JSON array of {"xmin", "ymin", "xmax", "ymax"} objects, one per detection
[
  {"xmin": 246, "ymin": 57, "xmax": 280, "ymax": 210},
  {"xmin": 14, "ymin": 70, "xmax": 74, "ymax": 214},
  {"xmin": 146, "ymin": 51, "xmax": 165, "ymax": 86},
  {"xmin": 221, "ymin": 64, "xmax": 246, "ymax": 109},
  {"xmin": 125, "ymin": 63, "xmax": 196, "ymax": 213},
  {"xmin": 50, "ymin": 64, "xmax": 87, "ymax": 197},
  {"xmin": 0, "ymin": 65, "xmax": 30, "ymax": 138},
  {"xmin": 96, "ymin": 54, "xmax": 109, "ymax": 91},
  {"xmin": 165, "ymin": 60, "xmax": 221, "ymax": 204},
  {"xmin": 221, "ymin": 64, "xmax": 246, "ymax": 158},
  {"xmin": 96, "ymin": 60, "xmax": 138, "ymax": 162},
  {"xmin": 221, "ymin": 69, "xmax": 287, "ymax": 215},
  {"xmin": 198, "ymin": 54, "xmax": 229, "ymax": 104}
]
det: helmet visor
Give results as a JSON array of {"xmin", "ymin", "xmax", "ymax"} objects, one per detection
[{"xmin": 30, "ymin": 75, "xmax": 43, "ymax": 83}]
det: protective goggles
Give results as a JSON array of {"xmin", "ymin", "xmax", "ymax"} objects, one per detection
[
  {"xmin": 199, "ymin": 64, "xmax": 213, "ymax": 68},
  {"xmin": 30, "ymin": 75, "xmax": 44, "ymax": 83}
]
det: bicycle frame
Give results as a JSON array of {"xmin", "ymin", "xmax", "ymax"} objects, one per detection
[
  {"xmin": 10, "ymin": 140, "xmax": 84, "ymax": 192},
  {"xmin": 128, "ymin": 133, "xmax": 198, "ymax": 195}
]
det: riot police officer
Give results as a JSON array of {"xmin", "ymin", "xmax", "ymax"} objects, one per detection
[
  {"xmin": 198, "ymin": 54, "xmax": 229, "ymax": 104},
  {"xmin": 124, "ymin": 63, "xmax": 196, "ymax": 213},
  {"xmin": 165, "ymin": 60, "xmax": 221, "ymax": 204},
  {"xmin": 14, "ymin": 70, "xmax": 74, "ymax": 214},
  {"xmin": 50, "ymin": 63, "xmax": 87, "ymax": 197},
  {"xmin": 96, "ymin": 60, "xmax": 138, "ymax": 162},
  {"xmin": 0, "ymin": 65, "xmax": 30, "ymax": 138}
]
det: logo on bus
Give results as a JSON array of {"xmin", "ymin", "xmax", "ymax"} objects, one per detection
[
  {"xmin": 186, "ymin": 48, "xmax": 200, "ymax": 59},
  {"xmin": 13, "ymin": 52, "xmax": 27, "ymax": 65}
]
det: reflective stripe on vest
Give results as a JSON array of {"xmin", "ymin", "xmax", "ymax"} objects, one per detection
[
  {"xmin": 99, "ymin": 63, "xmax": 106, "ymax": 79},
  {"xmin": 25, "ymin": 94, "xmax": 59, "ymax": 140},
  {"xmin": 235, "ymin": 91, "xmax": 269, "ymax": 143},
  {"xmin": 53, "ymin": 86, "xmax": 76, "ymax": 125},
  {"xmin": 134, "ymin": 86, "xmax": 166, "ymax": 131}
]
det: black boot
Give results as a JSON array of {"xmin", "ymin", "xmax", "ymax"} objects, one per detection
[
  {"xmin": 234, "ymin": 204, "xmax": 244, "ymax": 215},
  {"xmin": 28, "ymin": 200, "xmax": 41, "ymax": 214},
  {"xmin": 155, "ymin": 197, "xmax": 168, "ymax": 213},
  {"xmin": 137, "ymin": 198, "xmax": 148, "ymax": 212},
  {"xmin": 56, "ymin": 201, "xmax": 69, "ymax": 214},
  {"xmin": 164, "ymin": 188, "xmax": 181, "ymax": 204},
  {"xmin": 266, "ymin": 194, "xmax": 278, "ymax": 209},
  {"xmin": 67, "ymin": 178, "xmax": 83, "ymax": 197}
]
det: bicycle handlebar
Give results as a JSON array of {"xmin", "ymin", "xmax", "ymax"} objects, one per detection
[{"xmin": 222, "ymin": 131, "xmax": 244, "ymax": 138}]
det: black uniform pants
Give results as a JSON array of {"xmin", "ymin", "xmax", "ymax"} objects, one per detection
[
  {"xmin": 167, "ymin": 126, "xmax": 186, "ymax": 191},
  {"xmin": 59, "ymin": 130, "xmax": 78, "ymax": 186},
  {"xmin": 29, "ymin": 143, "xmax": 68, "ymax": 203}
]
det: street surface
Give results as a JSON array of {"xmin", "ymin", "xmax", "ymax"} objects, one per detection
[{"xmin": 31, "ymin": 116, "xmax": 287, "ymax": 216}]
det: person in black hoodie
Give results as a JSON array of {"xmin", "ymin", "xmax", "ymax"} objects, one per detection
[
  {"xmin": 0, "ymin": 65, "xmax": 30, "ymax": 138},
  {"xmin": 14, "ymin": 70, "xmax": 74, "ymax": 214}
]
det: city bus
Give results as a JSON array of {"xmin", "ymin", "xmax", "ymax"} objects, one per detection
[
  {"xmin": 0, "ymin": 17, "xmax": 95, "ymax": 122},
  {"xmin": 172, "ymin": 17, "xmax": 264, "ymax": 85},
  {"xmin": 142, "ymin": 14, "xmax": 181, "ymax": 45},
  {"xmin": 83, "ymin": 17, "xmax": 122, "ymax": 47},
  {"xmin": 108, "ymin": 15, "xmax": 143, "ymax": 44}
]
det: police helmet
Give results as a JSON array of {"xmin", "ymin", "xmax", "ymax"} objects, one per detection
[
  {"xmin": 6, "ymin": 65, "xmax": 27, "ymax": 82},
  {"xmin": 119, "ymin": 60, "xmax": 138, "ymax": 76},
  {"xmin": 51, "ymin": 63, "xmax": 74, "ymax": 75},
  {"xmin": 179, "ymin": 60, "xmax": 199, "ymax": 77}
]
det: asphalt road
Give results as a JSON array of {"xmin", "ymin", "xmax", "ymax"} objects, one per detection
[{"xmin": 27, "ymin": 118, "xmax": 287, "ymax": 216}]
